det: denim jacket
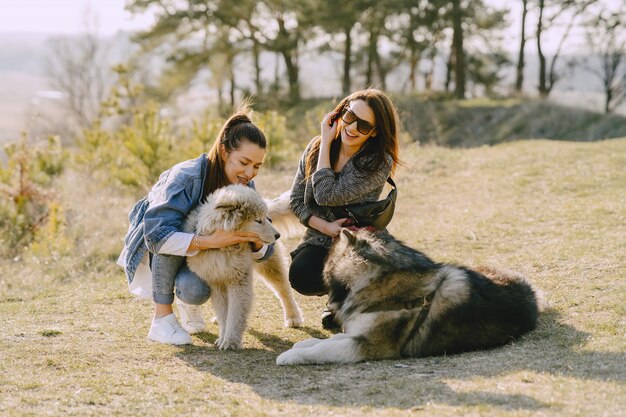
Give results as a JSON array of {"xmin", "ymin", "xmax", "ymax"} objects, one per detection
[{"xmin": 122, "ymin": 153, "xmax": 273, "ymax": 283}]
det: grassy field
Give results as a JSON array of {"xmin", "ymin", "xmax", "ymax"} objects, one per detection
[{"xmin": 1, "ymin": 138, "xmax": 624, "ymax": 416}]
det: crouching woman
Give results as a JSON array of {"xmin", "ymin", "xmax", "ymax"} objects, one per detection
[{"xmin": 118, "ymin": 108, "xmax": 271, "ymax": 345}]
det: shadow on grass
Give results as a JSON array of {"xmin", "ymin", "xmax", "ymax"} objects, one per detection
[{"xmin": 174, "ymin": 309, "xmax": 624, "ymax": 411}]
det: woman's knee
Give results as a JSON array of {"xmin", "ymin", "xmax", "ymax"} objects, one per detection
[
  {"xmin": 175, "ymin": 264, "xmax": 211, "ymax": 305},
  {"xmin": 289, "ymin": 250, "xmax": 327, "ymax": 296},
  {"xmin": 151, "ymin": 253, "xmax": 185, "ymax": 304}
]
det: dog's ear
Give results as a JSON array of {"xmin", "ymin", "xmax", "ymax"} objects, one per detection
[
  {"xmin": 215, "ymin": 202, "xmax": 243, "ymax": 230},
  {"xmin": 341, "ymin": 228, "xmax": 357, "ymax": 244},
  {"xmin": 215, "ymin": 203, "xmax": 235, "ymax": 212}
]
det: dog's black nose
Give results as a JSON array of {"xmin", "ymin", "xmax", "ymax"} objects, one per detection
[{"xmin": 275, "ymin": 232, "xmax": 281, "ymax": 240}]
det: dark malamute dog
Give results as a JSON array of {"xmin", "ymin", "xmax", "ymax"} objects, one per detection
[{"xmin": 277, "ymin": 229, "xmax": 543, "ymax": 365}]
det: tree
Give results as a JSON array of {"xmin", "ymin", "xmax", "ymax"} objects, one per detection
[
  {"xmin": 466, "ymin": 51, "xmax": 511, "ymax": 96},
  {"xmin": 355, "ymin": 0, "xmax": 413, "ymax": 91},
  {"xmin": 46, "ymin": 30, "xmax": 110, "ymax": 133},
  {"xmin": 128, "ymin": 0, "xmax": 262, "ymax": 110},
  {"xmin": 515, "ymin": 0, "xmax": 529, "ymax": 93},
  {"xmin": 313, "ymin": 0, "xmax": 364, "ymax": 95},
  {"xmin": 443, "ymin": 0, "xmax": 507, "ymax": 98},
  {"xmin": 127, "ymin": 0, "xmax": 313, "ymax": 104},
  {"xmin": 389, "ymin": 0, "xmax": 446, "ymax": 92},
  {"xmin": 214, "ymin": 0, "xmax": 275, "ymax": 96},
  {"xmin": 252, "ymin": 0, "xmax": 308, "ymax": 102},
  {"xmin": 535, "ymin": 0, "xmax": 597, "ymax": 97},
  {"xmin": 451, "ymin": 0, "xmax": 466, "ymax": 98},
  {"xmin": 581, "ymin": 7, "xmax": 626, "ymax": 113}
]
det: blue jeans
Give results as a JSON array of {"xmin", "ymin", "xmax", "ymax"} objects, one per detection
[{"xmin": 150, "ymin": 254, "xmax": 211, "ymax": 305}]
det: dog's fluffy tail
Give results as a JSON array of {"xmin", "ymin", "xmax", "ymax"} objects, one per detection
[
  {"xmin": 476, "ymin": 265, "xmax": 549, "ymax": 312},
  {"xmin": 266, "ymin": 190, "xmax": 306, "ymax": 239},
  {"xmin": 533, "ymin": 287, "xmax": 549, "ymax": 312}
]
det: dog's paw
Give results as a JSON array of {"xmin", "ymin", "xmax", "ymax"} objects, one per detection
[
  {"xmin": 285, "ymin": 314, "xmax": 304, "ymax": 328},
  {"xmin": 216, "ymin": 337, "xmax": 242, "ymax": 351},
  {"xmin": 276, "ymin": 349, "xmax": 304, "ymax": 365},
  {"xmin": 292, "ymin": 338, "xmax": 322, "ymax": 349}
]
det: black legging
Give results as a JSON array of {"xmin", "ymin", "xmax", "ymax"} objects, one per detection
[{"xmin": 289, "ymin": 245, "xmax": 329, "ymax": 296}]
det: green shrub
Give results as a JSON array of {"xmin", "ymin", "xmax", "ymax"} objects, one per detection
[
  {"xmin": 78, "ymin": 102, "xmax": 298, "ymax": 190},
  {"xmin": 255, "ymin": 110, "xmax": 294, "ymax": 166},
  {"xmin": 183, "ymin": 113, "xmax": 224, "ymax": 159},
  {"xmin": 77, "ymin": 105, "xmax": 181, "ymax": 191},
  {"xmin": 0, "ymin": 135, "xmax": 67, "ymax": 256}
]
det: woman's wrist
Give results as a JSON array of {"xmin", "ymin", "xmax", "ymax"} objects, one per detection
[
  {"xmin": 193, "ymin": 235, "xmax": 202, "ymax": 251},
  {"xmin": 316, "ymin": 141, "xmax": 331, "ymax": 171},
  {"xmin": 194, "ymin": 234, "xmax": 216, "ymax": 251},
  {"xmin": 308, "ymin": 216, "xmax": 329, "ymax": 235}
]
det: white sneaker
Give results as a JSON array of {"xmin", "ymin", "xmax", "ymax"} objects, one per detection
[
  {"xmin": 148, "ymin": 313, "xmax": 192, "ymax": 345},
  {"xmin": 176, "ymin": 298, "xmax": 207, "ymax": 334}
]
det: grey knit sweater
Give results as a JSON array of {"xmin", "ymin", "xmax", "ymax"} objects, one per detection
[{"xmin": 289, "ymin": 138, "xmax": 393, "ymax": 254}]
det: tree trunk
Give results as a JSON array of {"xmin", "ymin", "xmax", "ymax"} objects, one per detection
[
  {"xmin": 342, "ymin": 26, "xmax": 352, "ymax": 95},
  {"xmin": 281, "ymin": 50, "xmax": 300, "ymax": 103},
  {"xmin": 604, "ymin": 53, "xmax": 617, "ymax": 113},
  {"xmin": 515, "ymin": 0, "xmax": 528, "ymax": 93},
  {"xmin": 276, "ymin": 16, "xmax": 300, "ymax": 103},
  {"xmin": 253, "ymin": 41, "xmax": 262, "ymax": 94},
  {"xmin": 229, "ymin": 56, "xmax": 235, "ymax": 108},
  {"xmin": 273, "ymin": 53, "xmax": 280, "ymax": 93},
  {"xmin": 217, "ymin": 84, "xmax": 224, "ymax": 113},
  {"xmin": 407, "ymin": 11, "xmax": 419, "ymax": 91},
  {"xmin": 445, "ymin": 47, "xmax": 454, "ymax": 93},
  {"xmin": 374, "ymin": 44, "xmax": 387, "ymax": 90},
  {"xmin": 537, "ymin": 0, "xmax": 548, "ymax": 97},
  {"xmin": 426, "ymin": 49, "xmax": 437, "ymax": 91},
  {"xmin": 452, "ymin": 0, "xmax": 465, "ymax": 99},
  {"xmin": 366, "ymin": 28, "xmax": 377, "ymax": 87},
  {"xmin": 408, "ymin": 45, "xmax": 419, "ymax": 91}
]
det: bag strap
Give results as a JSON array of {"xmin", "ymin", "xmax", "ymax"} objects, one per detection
[{"xmin": 385, "ymin": 177, "xmax": 397, "ymax": 203}]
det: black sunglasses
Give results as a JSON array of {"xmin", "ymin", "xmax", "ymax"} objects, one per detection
[{"xmin": 341, "ymin": 109, "xmax": 375, "ymax": 135}]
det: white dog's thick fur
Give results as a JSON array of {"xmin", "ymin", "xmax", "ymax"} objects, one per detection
[{"xmin": 183, "ymin": 184, "xmax": 303, "ymax": 350}]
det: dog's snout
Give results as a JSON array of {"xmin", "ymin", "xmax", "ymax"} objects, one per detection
[{"xmin": 275, "ymin": 232, "xmax": 281, "ymax": 240}]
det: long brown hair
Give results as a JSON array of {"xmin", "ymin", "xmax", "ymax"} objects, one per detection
[
  {"xmin": 205, "ymin": 104, "xmax": 266, "ymax": 196},
  {"xmin": 304, "ymin": 89, "xmax": 400, "ymax": 180}
]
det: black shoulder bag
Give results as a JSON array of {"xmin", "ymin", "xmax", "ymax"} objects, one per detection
[{"xmin": 331, "ymin": 177, "xmax": 397, "ymax": 230}]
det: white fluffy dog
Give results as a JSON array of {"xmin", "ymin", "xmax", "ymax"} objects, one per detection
[{"xmin": 183, "ymin": 184, "xmax": 303, "ymax": 350}]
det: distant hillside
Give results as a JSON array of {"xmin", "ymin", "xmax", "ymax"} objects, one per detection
[
  {"xmin": 1, "ymin": 32, "xmax": 623, "ymax": 146},
  {"xmin": 396, "ymin": 97, "xmax": 626, "ymax": 147}
]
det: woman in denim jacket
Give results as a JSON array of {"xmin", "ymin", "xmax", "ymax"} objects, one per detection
[{"xmin": 119, "ymin": 109, "xmax": 273, "ymax": 345}]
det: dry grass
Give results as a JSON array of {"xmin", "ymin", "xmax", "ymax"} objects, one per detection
[{"xmin": 1, "ymin": 138, "xmax": 625, "ymax": 416}]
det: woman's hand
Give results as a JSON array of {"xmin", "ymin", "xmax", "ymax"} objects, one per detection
[
  {"xmin": 320, "ymin": 110, "xmax": 341, "ymax": 145},
  {"xmin": 317, "ymin": 110, "xmax": 341, "ymax": 172},
  {"xmin": 308, "ymin": 216, "xmax": 347, "ymax": 238},
  {"xmin": 249, "ymin": 237, "xmax": 264, "ymax": 252},
  {"xmin": 195, "ymin": 230, "xmax": 262, "ymax": 250}
]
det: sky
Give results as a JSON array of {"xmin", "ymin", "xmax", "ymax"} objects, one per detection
[{"xmin": 0, "ymin": 0, "xmax": 154, "ymax": 35}]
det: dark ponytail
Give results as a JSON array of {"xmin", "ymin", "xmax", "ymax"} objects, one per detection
[{"xmin": 205, "ymin": 103, "xmax": 267, "ymax": 195}]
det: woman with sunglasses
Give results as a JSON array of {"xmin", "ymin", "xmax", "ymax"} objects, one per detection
[{"xmin": 288, "ymin": 89, "xmax": 401, "ymax": 329}]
